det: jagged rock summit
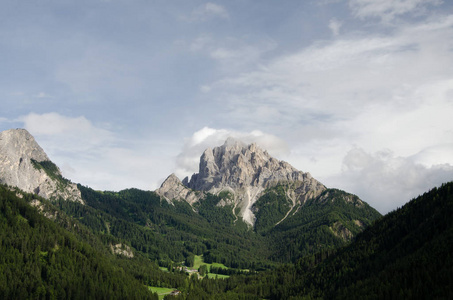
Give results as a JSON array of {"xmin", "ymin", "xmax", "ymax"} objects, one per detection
[
  {"xmin": 156, "ymin": 173, "xmax": 201, "ymax": 205},
  {"xmin": 0, "ymin": 128, "xmax": 83, "ymax": 203},
  {"xmin": 157, "ymin": 138, "xmax": 326, "ymax": 225}
]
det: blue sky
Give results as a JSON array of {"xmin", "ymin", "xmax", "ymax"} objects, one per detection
[{"xmin": 1, "ymin": 0, "xmax": 453, "ymax": 213}]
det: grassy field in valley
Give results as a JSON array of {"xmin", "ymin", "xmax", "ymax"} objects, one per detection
[
  {"xmin": 192, "ymin": 255, "xmax": 228, "ymax": 271},
  {"xmin": 148, "ymin": 287, "xmax": 175, "ymax": 299}
]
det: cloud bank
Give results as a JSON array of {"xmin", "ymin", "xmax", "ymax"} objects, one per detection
[{"xmin": 328, "ymin": 148, "xmax": 453, "ymax": 213}]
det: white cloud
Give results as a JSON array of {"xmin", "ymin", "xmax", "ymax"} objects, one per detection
[
  {"xmin": 326, "ymin": 147, "xmax": 453, "ymax": 214},
  {"xmin": 208, "ymin": 15, "xmax": 453, "ymax": 139},
  {"xmin": 19, "ymin": 112, "xmax": 113, "ymax": 148},
  {"xmin": 328, "ymin": 18, "xmax": 343, "ymax": 36},
  {"xmin": 188, "ymin": 3, "xmax": 229, "ymax": 22},
  {"xmin": 175, "ymin": 127, "xmax": 288, "ymax": 180},
  {"xmin": 411, "ymin": 144, "xmax": 453, "ymax": 167},
  {"xmin": 70, "ymin": 145, "xmax": 173, "ymax": 192},
  {"xmin": 349, "ymin": 0, "xmax": 442, "ymax": 22},
  {"xmin": 15, "ymin": 112, "xmax": 169, "ymax": 191}
]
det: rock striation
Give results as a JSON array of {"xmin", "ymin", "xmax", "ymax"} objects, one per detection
[
  {"xmin": 0, "ymin": 129, "xmax": 83, "ymax": 203},
  {"xmin": 157, "ymin": 138, "xmax": 326, "ymax": 225}
]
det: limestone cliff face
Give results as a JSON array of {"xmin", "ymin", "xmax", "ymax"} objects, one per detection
[
  {"xmin": 158, "ymin": 138, "xmax": 326, "ymax": 225},
  {"xmin": 156, "ymin": 173, "xmax": 202, "ymax": 205},
  {"xmin": 0, "ymin": 129, "xmax": 83, "ymax": 203},
  {"xmin": 185, "ymin": 138, "xmax": 324, "ymax": 192}
]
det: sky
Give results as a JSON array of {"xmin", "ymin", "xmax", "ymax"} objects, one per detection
[{"xmin": 1, "ymin": 0, "xmax": 453, "ymax": 214}]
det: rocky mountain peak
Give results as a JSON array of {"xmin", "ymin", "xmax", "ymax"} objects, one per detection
[
  {"xmin": 184, "ymin": 139, "xmax": 318, "ymax": 192},
  {"xmin": 0, "ymin": 128, "xmax": 83, "ymax": 203},
  {"xmin": 163, "ymin": 139, "xmax": 327, "ymax": 226},
  {"xmin": 156, "ymin": 173, "xmax": 201, "ymax": 205},
  {"xmin": 0, "ymin": 128, "xmax": 50, "ymax": 162}
]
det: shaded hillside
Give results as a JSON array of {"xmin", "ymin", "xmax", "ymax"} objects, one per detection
[
  {"xmin": 318, "ymin": 181, "xmax": 453, "ymax": 299},
  {"xmin": 247, "ymin": 181, "xmax": 453, "ymax": 299},
  {"xmin": 256, "ymin": 186, "xmax": 381, "ymax": 262}
]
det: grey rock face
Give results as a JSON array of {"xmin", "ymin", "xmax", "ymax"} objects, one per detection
[
  {"xmin": 156, "ymin": 173, "xmax": 202, "ymax": 205},
  {"xmin": 185, "ymin": 138, "xmax": 324, "ymax": 192},
  {"xmin": 162, "ymin": 138, "xmax": 326, "ymax": 225},
  {"xmin": 0, "ymin": 129, "xmax": 83, "ymax": 203}
]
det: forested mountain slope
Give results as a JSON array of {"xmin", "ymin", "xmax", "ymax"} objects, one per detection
[
  {"xmin": 0, "ymin": 185, "xmax": 161, "ymax": 299},
  {"xmin": 258, "ymin": 186, "xmax": 380, "ymax": 262},
  {"xmin": 232, "ymin": 181, "xmax": 453, "ymax": 299},
  {"xmin": 61, "ymin": 185, "xmax": 272, "ymax": 269},
  {"xmin": 315, "ymin": 181, "xmax": 453, "ymax": 299},
  {"xmin": 60, "ymin": 183, "xmax": 379, "ymax": 268}
]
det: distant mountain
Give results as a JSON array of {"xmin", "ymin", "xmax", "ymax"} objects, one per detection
[
  {"xmin": 157, "ymin": 138, "xmax": 327, "ymax": 225},
  {"xmin": 155, "ymin": 138, "xmax": 381, "ymax": 262},
  {"xmin": 157, "ymin": 139, "xmax": 380, "ymax": 246},
  {"xmin": 0, "ymin": 129, "xmax": 82, "ymax": 203}
]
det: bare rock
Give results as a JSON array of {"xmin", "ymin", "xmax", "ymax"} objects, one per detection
[
  {"xmin": 110, "ymin": 243, "xmax": 134, "ymax": 258},
  {"xmin": 176, "ymin": 138, "xmax": 326, "ymax": 225},
  {"xmin": 156, "ymin": 173, "xmax": 203, "ymax": 205},
  {"xmin": 0, "ymin": 129, "xmax": 83, "ymax": 203}
]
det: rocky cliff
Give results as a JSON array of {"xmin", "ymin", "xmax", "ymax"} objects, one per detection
[
  {"xmin": 157, "ymin": 138, "xmax": 326, "ymax": 225},
  {"xmin": 0, "ymin": 129, "xmax": 83, "ymax": 203},
  {"xmin": 156, "ymin": 173, "xmax": 202, "ymax": 205}
]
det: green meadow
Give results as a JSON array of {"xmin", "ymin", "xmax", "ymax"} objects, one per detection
[
  {"xmin": 148, "ymin": 287, "xmax": 175, "ymax": 300},
  {"xmin": 192, "ymin": 255, "xmax": 228, "ymax": 271}
]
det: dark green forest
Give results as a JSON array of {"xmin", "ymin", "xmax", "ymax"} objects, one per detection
[
  {"xmin": 1, "ymin": 181, "xmax": 452, "ymax": 299},
  {"xmin": 54, "ymin": 184, "xmax": 379, "ymax": 270},
  {"xmin": 0, "ymin": 185, "xmax": 158, "ymax": 299},
  {"xmin": 232, "ymin": 181, "xmax": 453, "ymax": 299}
]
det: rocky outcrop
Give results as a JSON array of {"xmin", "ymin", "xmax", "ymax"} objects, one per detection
[
  {"xmin": 30, "ymin": 199, "xmax": 59, "ymax": 220},
  {"xmin": 0, "ymin": 129, "xmax": 83, "ymax": 203},
  {"xmin": 330, "ymin": 221, "xmax": 354, "ymax": 241},
  {"xmin": 160, "ymin": 138, "xmax": 326, "ymax": 226},
  {"xmin": 156, "ymin": 173, "xmax": 202, "ymax": 205},
  {"xmin": 110, "ymin": 243, "xmax": 134, "ymax": 258}
]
